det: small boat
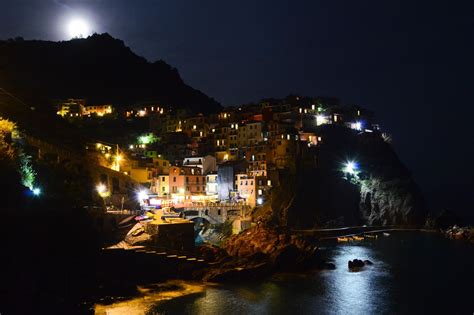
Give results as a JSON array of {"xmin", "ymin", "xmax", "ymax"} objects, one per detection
[
  {"xmin": 365, "ymin": 234, "xmax": 377, "ymax": 239},
  {"xmin": 353, "ymin": 236, "xmax": 364, "ymax": 241},
  {"xmin": 383, "ymin": 232, "xmax": 390, "ymax": 237},
  {"xmin": 337, "ymin": 237, "xmax": 350, "ymax": 242}
]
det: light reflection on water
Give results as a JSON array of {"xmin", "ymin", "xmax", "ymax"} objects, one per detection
[
  {"xmin": 150, "ymin": 242, "xmax": 394, "ymax": 315},
  {"xmin": 326, "ymin": 244, "xmax": 390, "ymax": 315},
  {"xmin": 98, "ymin": 233, "xmax": 473, "ymax": 315}
]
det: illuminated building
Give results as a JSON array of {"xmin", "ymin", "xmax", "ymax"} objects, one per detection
[
  {"xmin": 182, "ymin": 166, "xmax": 206, "ymax": 197},
  {"xmin": 183, "ymin": 155, "xmax": 217, "ymax": 174},
  {"xmin": 206, "ymin": 173, "xmax": 218, "ymax": 196},
  {"xmin": 217, "ymin": 160, "xmax": 248, "ymax": 200},
  {"xmin": 237, "ymin": 121, "xmax": 263, "ymax": 147},
  {"xmin": 152, "ymin": 175, "xmax": 169, "ymax": 196},
  {"xmin": 84, "ymin": 104, "xmax": 113, "ymax": 116},
  {"xmin": 236, "ymin": 174, "xmax": 257, "ymax": 207},
  {"xmin": 56, "ymin": 99, "xmax": 85, "ymax": 117}
]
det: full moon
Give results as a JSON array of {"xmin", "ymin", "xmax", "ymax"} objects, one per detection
[{"xmin": 67, "ymin": 19, "xmax": 90, "ymax": 39}]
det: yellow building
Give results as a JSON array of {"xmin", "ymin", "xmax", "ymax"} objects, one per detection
[
  {"xmin": 153, "ymin": 174, "xmax": 169, "ymax": 197},
  {"xmin": 236, "ymin": 174, "xmax": 257, "ymax": 207},
  {"xmin": 237, "ymin": 121, "xmax": 263, "ymax": 147},
  {"xmin": 84, "ymin": 104, "xmax": 113, "ymax": 116},
  {"xmin": 152, "ymin": 157, "xmax": 170, "ymax": 174},
  {"xmin": 129, "ymin": 167, "xmax": 153, "ymax": 185},
  {"xmin": 56, "ymin": 99, "xmax": 85, "ymax": 117},
  {"xmin": 272, "ymin": 134, "xmax": 297, "ymax": 169}
]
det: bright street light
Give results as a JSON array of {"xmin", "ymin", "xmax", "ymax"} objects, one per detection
[
  {"xmin": 343, "ymin": 161, "xmax": 358, "ymax": 175},
  {"xmin": 137, "ymin": 190, "xmax": 148, "ymax": 201},
  {"xmin": 32, "ymin": 187, "xmax": 41, "ymax": 196},
  {"xmin": 96, "ymin": 183, "xmax": 106, "ymax": 194}
]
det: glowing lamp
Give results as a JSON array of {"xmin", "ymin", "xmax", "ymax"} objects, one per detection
[
  {"xmin": 316, "ymin": 115, "xmax": 328, "ymax": 126},
  {"xmin": 257, "ymin": 197, "xmax": 263, "ymax": 205},
  {"xmin": 137, "ymin": 190, "xmax": 148, "ymax": 201},
  {"xmin": 343, "ymin": 161, "xmax": 358, "ymax": 175},
  {"xmin": 32, "ymin": 187, "xmax": 41, "ymax": 196},
  {"xmin": 96, "ymin": 184, "xmax": 106, "ymax": 194}
]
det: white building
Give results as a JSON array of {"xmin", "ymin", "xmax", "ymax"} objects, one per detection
[
  {"xmin": 183, "ymin": 155, "xmax": 217, "ymax": 174},
  {"xmin": 206, "ymin": 173, "xmax": 218, "ymax": 196}
]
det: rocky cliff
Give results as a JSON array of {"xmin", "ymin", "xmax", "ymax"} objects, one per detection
[{"xmin": 266, "ymin": 125, "xmax": 428, "ymax": 228}]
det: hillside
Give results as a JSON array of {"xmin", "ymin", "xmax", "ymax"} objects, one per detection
[
  {"xmin": 0, "ymin": 33, "xmax": 221, "ymax": 114},
  {"xmin": 258, "ymin": 124, "xmax": 428, "ymax": 228}
]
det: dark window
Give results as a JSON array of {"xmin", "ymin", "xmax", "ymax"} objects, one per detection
[
  {"xmin": 100, "ymin": 174, "xmax": 108, "ymax": 184},
  {"xmin": 112, "ymin": 177, "xmax": 119, "ymax": 192}
]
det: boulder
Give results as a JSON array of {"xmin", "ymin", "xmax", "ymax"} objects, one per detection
[
  {"xmin": 318, "ymin": 262, "xmax": 336, "ymax": 270},
  {"xmin": 348, "ymin": 259, "xmax": 365, "ymax": 270}
]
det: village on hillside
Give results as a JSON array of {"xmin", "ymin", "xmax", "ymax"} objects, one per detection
[{"xmin": 55, "ymin": 95, "xmax": 380, "ymax": 219}]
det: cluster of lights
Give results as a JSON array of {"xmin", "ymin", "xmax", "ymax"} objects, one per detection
[{"xmin": 351, "ymin": 121, "xmax": 363, "ymax": 131}]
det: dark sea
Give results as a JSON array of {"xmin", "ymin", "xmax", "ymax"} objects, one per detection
[{"xmin": 96, "ymin": 232, "xmax": 473, "ymax": 315}]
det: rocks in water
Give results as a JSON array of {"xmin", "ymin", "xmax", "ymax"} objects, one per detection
[
  {"xmin": 318, "ymin": 262, "xmax": 336, "ymax": 270},
  {"xmin": 348, "ymin": 259, "xmax": 373, "ymax": 270},
  {"xmin": 443, "ymin": 225, "xmax": 474, "ymax": 243},
  {"xmin": 197, "ymin": 225, "xmax": 328, "ymax": 282}
]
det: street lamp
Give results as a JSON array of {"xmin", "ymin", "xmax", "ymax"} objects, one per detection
[
  {"xmin": 32, "ymin": 187, "xmax": 41, "ymax": 196},
  {"xmin": 96, "ymin": 183, "xmax": 108, "ymax": 209},
  {"xmin": 343, "ymin": 161, "xmax": 358, "ymax": 175},
  {"xmin": 137, "ymin": 190, "xmax": 148, "ymax": 204},
  {"xmin": 96, "ymin": 183, "xmax": 106, "ymax": 195}
]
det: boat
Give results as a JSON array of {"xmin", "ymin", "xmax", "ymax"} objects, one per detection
[
  {"xmin": 353, "ymin": 236, "xmax": 364, "ymax": 241},
  {"xmin": 337, "ymin": 237, "xmax": 350, "ymax": 242},
  {"xmin": 365, "ymin": 234, "xmax": 377, "ymax": 239},
  {"xmin": 383, "ymin": 232, "xmax": 390, "ymax": 237}
]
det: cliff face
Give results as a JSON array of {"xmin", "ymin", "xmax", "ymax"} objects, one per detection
[
  {"xmin": 272, "ymin": 125, "xmax": 428, "ymax": 228},
  {"xmin": 0, "ymin": 34, "xmax": 221, "ymax": 113},
  {"xmin": 360, "ymin": 177, "xmax": 426, "ymax": 226}
]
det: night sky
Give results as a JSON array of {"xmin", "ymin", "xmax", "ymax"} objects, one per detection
[{"xmin": 1, "ymin": 0, "xmax": 473, "ymax": 217}]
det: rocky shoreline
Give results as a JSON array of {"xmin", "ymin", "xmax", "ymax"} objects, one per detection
[
  {"xmin": 193, "ymin": 224, "xmax": 335, "ymax": 282},
  {"xmin": 442, "ymin": 225, "xmax": 473, "ymax": 243}
]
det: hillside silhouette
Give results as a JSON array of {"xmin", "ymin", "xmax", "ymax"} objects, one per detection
[{"xmin": 0, "ymin": 33, "xmax": 221, "ymax": 113}]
